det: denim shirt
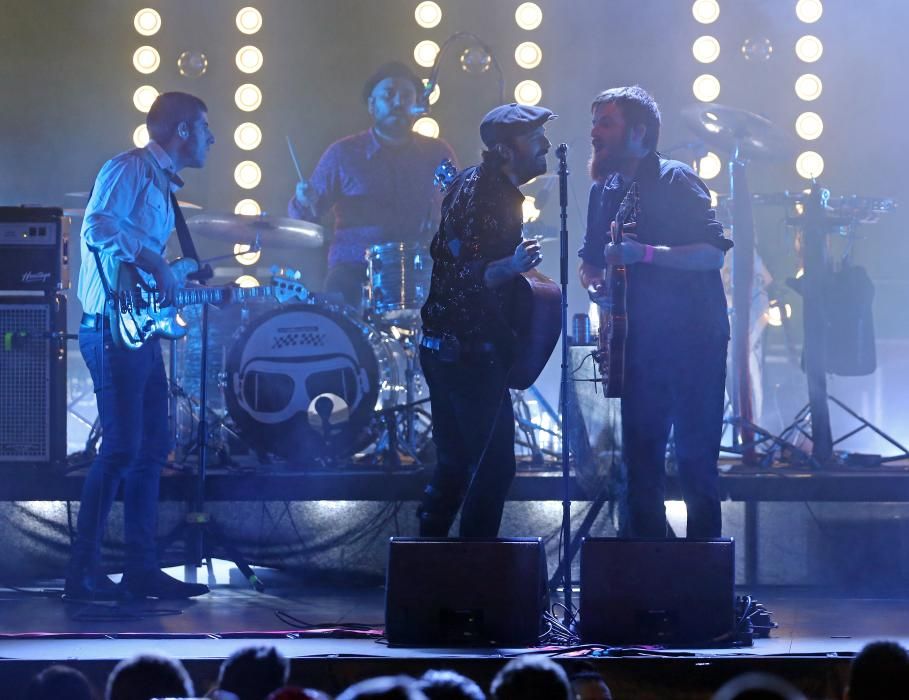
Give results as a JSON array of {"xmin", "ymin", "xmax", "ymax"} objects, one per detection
[{"xmin": 579, "ymin": 151, "xmax": 732, "ymax": 343}]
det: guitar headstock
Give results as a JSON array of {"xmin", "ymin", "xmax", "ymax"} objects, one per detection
[
  {"xmin": 433, "ymin": 158, "xmax": 458, "ymax": 192},
  {"xmin": 270, "ymin": 266, "xmax": 310, "ymax": 304}
]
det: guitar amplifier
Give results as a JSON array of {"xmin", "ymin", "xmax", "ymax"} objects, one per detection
[
  {"xmin": 0, "ymin": 207, "xmax": 70, "ymax": 291},
  {"xmin": 0, "ymin": 294, "xmax": 67, "ymax": 463}
]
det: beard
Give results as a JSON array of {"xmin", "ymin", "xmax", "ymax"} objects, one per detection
[{"xmin": 588, "ymin": 147, "xmax": 621, "ymax": 183}]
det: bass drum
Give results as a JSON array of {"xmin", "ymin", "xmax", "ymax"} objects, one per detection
[{"xmin": 224, "ymin": 302, "xmax": 407, "ymax": 464}]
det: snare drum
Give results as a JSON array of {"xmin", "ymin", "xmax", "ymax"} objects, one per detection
[{"xmin": 365, "ymin": 242, "xmax": 432, "ymax": 322}]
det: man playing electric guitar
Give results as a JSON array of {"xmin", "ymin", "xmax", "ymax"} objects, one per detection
[
  {"xmin": 66, "ymin": 92, "xmax": 215, "ymax": 600},
  {"xmin": 578, "ymin": 86, "xmax": 733, "ymax": 539}
]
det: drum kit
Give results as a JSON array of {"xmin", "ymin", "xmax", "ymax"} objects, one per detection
[{"xmin": 171, "ymin": 212, "xmax": 434, "ymax": 469}]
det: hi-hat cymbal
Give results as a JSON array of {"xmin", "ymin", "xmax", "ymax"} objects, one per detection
[
  {"xmin": 187, "ymin": 213, "xmax": 324, "ymax": 249},
  {"xmin": 682, "ymin": 103, "xmax": 795, "ymax": 159}
]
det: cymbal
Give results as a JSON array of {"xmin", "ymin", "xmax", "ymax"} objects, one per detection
[
  {"xmin": 187, "ymin": 213, "xmax": 324, "ymax": 249},
  {"xmin": 64, "ymin": 193, "xmax": 202, "ymax": 210},
  {"xmin": 682, "ymin": 103, "xmax": 795, "ymax": 159}
]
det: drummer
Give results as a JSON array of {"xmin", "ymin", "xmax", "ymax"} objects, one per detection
[{"xmin": 288, "ymin": 61, "xmax": 457, "ymax": 308}]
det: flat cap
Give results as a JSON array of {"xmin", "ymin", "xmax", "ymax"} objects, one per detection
[{"xmin": 480, "ymin": 103, "xmax": 557, "ymax": 148}]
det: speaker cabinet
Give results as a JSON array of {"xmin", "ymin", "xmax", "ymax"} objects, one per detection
[
  {"xmin": 0, "ymin": 294, "xmax": 66, "ymax": 463},
  {"xmin": 385, "ymin": 537, "xmax": 548, "ymax": 646},
  {"xmin": 580, "ymin": 537, "xmax": 735, "ymax": 646}
]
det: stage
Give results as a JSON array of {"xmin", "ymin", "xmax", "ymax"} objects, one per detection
[{"xmin": 1, "ymin": 579, "xmax": 907, "ymax": 699}]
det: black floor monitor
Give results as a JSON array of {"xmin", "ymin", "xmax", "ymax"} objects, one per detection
[
  {"xmin": 580, "ymin": 537, "xmax": 735, "ymax": 646},
  {"xmin": 385, "ymin": 537, "xmax": 548, "ymax": 647}
]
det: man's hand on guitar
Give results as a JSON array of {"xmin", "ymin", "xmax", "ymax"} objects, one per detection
[
  {"xmin": 605, "ymin": 223, "xmax": 645, "ymax": 266},
  {"xmin": 587, "ymin": 280, "xmax": 611, "ymax": 309},
  {"xmin": 511, "ymin": 239, "xmax": 543, "ymax": 273},
  {"xmin": 150, "ymin": 260, "xmax": 178, "ymax": 307}
]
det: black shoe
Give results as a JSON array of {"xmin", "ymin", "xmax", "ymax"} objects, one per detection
[
  {"xmin": 121, "ymin": 569, "xmax": 209, "ymax": 599},
  {"xmin": 63, "ymin": 571, "xmax": 121, "ymax": 602}
]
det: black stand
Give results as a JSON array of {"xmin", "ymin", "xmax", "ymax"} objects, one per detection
[
  {"xmin": 160, "ymin": 299, "xmax": 264, "ymax": 591},
  {"xmin": 555, "ymin": 144, "xmax": 573, "ymax": 611}
]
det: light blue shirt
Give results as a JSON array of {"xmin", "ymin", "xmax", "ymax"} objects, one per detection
[{"xmin": 77, "ymin": 141, "xmax": 182, "ymax": 314}]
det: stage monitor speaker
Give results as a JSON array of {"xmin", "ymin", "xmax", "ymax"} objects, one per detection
[
  {"xmin": 580, "ymin": 537, "xmax": 735, "ymax": 646},
  {"xmin": 0, "ymin": 294, "xmax": 67, "ymax": 464},
  {"xmin": 385, "ymin": 537, "xmax": 548, "ymax": 647}
]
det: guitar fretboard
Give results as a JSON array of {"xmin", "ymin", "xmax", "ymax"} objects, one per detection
[{"xmin": 174, "ymin": 285, "xmax": 273, "ymax": 307}]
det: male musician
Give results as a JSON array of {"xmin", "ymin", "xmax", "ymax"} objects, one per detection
[
  {"xmin": 419, "ymin": 103, "xmax": 555, "ymax": 537},
  {"xmin": 65, "ymin": 92, "xmax": 214, "ymax": 600},
  {"xmin": 578, "ymin": 86, "xmax": 732, "ymax": 539},
  {"xmin": 288, "ymin": 61, "xmax": 456, "ymax": 307}
]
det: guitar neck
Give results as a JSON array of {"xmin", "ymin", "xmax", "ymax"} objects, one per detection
[{"xmin": 174, "ymin": 285, "xmax": 271, "ymax": 307}]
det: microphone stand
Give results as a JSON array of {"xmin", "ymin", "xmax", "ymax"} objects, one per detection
[{"xmin": 556, "ymin": 144, "xmax": 572, "ymax": 612}]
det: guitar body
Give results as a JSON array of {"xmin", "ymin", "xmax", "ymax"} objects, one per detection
[
  {"xmin": 597, "ymin": 264, "xmax": 627, "ymax": 398},
  {"xmin": 109, "ymin": 258, "xmax": 308, "ymax": 350},
  {"xmin": 595, "ymin": 181, "xmax": 639, "ymax": 398},
  {"xmin": 508, "ymin": 268, "xmax": 562, "ymax": 390}
]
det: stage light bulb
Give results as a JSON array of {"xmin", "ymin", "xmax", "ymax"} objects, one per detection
[
  {"xmin": 515, "ymin": 79, "xmax": 542, "ymax": 106},
  {"xmin": 515, "ymin": 3, "xmax": 543, "ymax": 30},
  {"xmin": 515, "ymin": 41, "xmax": 543, "ymax": 69},
  {"xmin": 133, "ymin": 85, "xmax": 159, "ymax": 113},
  {"xmin": 234, "ymin": 275, "xmax": 260, "ymax": 288},
  {"xmin": 133, "ymin": 124, "xmax": 150, "ymax": 148},
  {"xmin": 236, "ymin": 7, "xmax": 263, "ymax": 34},
  {"xmin": 422, "ymin": 79, "xmax": 440, "ymax": 105},
  {"xmin": 709, "ymin": 189, "xmax": 719, "ymax": 208},
  {"xmin": 133, "ymin": 46, "xmax": 160, "ymax": 74},
  {"xmin": 235, "ymin": 83, "xmax": 263, "ymax": 111},
  {"xmin": 796, "ymin": 151, "xmax": 824, "ymax": 179},
  {"xmin": 234, "ymin": 199, "xmax": 262, "ymax": 216},
  {"xmin": 234, "ymin": 160, "xmax": 262, "ymax": 189},
  {"xmin": 234, "ymin": 243, "xmax": 261, "ymax": 266},
  {"xmin": 522, "ymin": 196, "xmax": 541, "ymax": 223},
  {"xmin": 692, "ymin": 35, "xmax": 720, "ymax": 63},
  {"xmin": 795, "ymin": 73, "xmax": 823, "ymax": 101},
  {"xmin": 699, "ymin": 152, "xmax": 722, "ymax": 180},
  {"xmin": 795, "ymin": 112, "xmax": 824, "ymax": 140},
  {"xmin": 692, "ymin": 74, "xmax": 721, "ymax": 102},
  {"xmin": 236, "ymin": 46, "xmax": 263, "ymax": 74},
  {"xmin": 414, "ymin": 1, "xmax": 442, "ymax": 28},
  {"xmin": 134, "ymin": 8, "xmax": 161, "ymax": 36},
  {"xmin": 796, "ymin": 0, "xmax": 823, "ymax": 23},
  {"xmin": 414, "ymin": 40, "xmax": 440, "ymax": 68},
  {"xmin": 234, "ymin": 122, "xmax": 262, "ymax": 150},
  {"xmin": 795, "ymin": 35, "xmax": 823, "ymax": 62},
  {"xmin": 413, "ymin": 117, "xmax": 440, "ymax": 139},
  {"xmin": 692, "ymin": 0, "xmax": 720, "ymax": 24}
]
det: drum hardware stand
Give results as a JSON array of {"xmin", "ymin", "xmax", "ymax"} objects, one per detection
[
  {"xmin": 374, "ymin": 397, "xmax": 432, "ymax": 470},
  {"xmin": 159, "ymin": 296, "xmax": 264, "ymax": 592},
  {"xmin": 773, "ymin": 183, "xmax": 906, "ymax": 468},
  {"xmin": 513, "ymin": 387, "xmax": 562, "ymax": 468}
]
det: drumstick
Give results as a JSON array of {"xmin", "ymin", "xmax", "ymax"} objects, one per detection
[{"xmin": 286, "ymin": 135, "xmax": 304, "ymax": 181}]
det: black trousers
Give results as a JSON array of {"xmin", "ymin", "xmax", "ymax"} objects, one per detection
[
  {"xmin": 621, "ymin": 332, "xmax": 728, "ymax": 539},
  {"xmin": 418, "ymin": 345, "xmax": 516, "ymax": 537}
]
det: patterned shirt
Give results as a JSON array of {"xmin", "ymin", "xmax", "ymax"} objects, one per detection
[
  {"xmin": 287, "ymin": 129, "xmax": 456, "ymax": 268},
  {"xmin": 421, "ymin": 162, "xmax": 525, "ymax": 345},
  {"xmin": 77, "ymin": 141, "xmax": 181, "ymax": 314}
]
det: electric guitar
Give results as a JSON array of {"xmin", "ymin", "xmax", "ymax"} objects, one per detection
[
  {"xmin": 109, "ymin": 258, "xmax": 309, "ymax": 350},
  {"xmin": 595, "ymin": 180, "xmax": 639, "ymax": 398},
  {"xmin": 433, "ymin": 159, "xmax": 561, "ymax": 390}
]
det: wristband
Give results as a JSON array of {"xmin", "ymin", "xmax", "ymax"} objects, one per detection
[{"xmin": 641, "ymin": 244, "xmax": 655, "ymax": 264}]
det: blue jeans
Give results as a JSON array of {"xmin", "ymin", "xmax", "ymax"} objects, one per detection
[{"xmin": 69, "ymin": 327, "xmax": 171, "ymax": 574}]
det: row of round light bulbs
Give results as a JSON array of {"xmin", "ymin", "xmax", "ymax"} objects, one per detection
[
  {"xmin": 689, "ymin": 1, "xmax": 826, "ymax": 181},
  {"xmin": 410, "ymin": 2, "xmax": 545, "ymax": 139}
]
